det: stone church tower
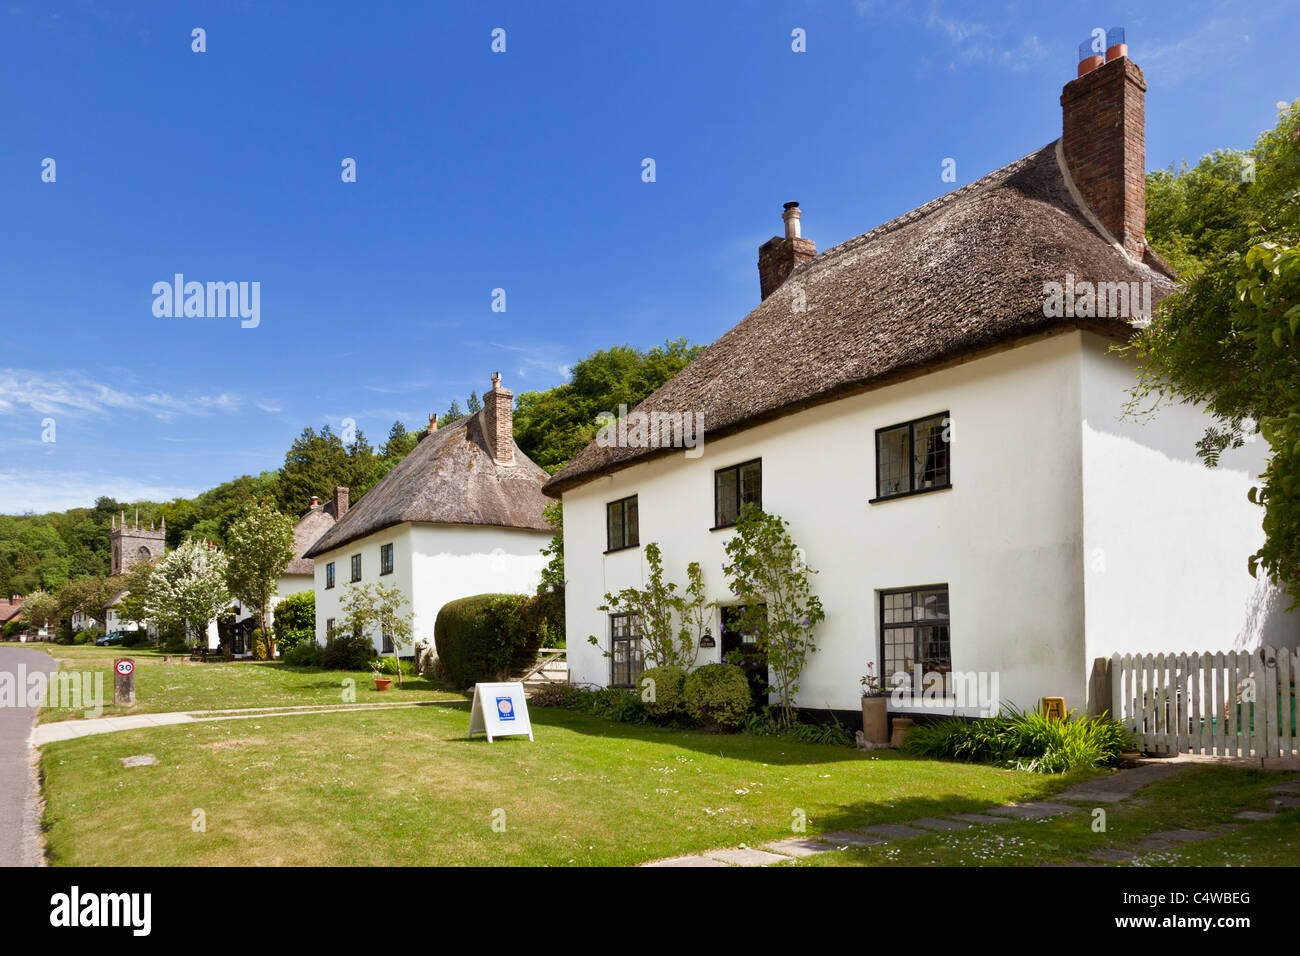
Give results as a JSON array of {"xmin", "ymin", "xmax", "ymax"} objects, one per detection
[{"xmin": 111, "ymin": 509, "xmax": 166, "ymax": 575}]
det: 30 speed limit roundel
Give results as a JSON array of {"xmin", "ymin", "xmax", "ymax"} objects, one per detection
[{"xmin": 115, "ymin": 659, "xmax": 134, "ymax": 677}]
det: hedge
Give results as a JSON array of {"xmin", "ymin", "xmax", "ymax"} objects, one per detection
[
  {"xmin": 684, "ymin": 663, "xmax": 752, "ymax": 729},
  {"xmin": 433, "ymin": 592, "xmax": 559, "ymax": 688}
]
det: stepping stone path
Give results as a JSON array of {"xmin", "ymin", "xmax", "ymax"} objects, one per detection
[{"xmin": 638, "ymin": 765, "xmax": 1291, "ymax": 867}]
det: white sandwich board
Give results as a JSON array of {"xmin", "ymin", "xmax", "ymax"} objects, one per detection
[{"xmin": 467, "ymin": 681, "xmax": 534, "ymax": 742}]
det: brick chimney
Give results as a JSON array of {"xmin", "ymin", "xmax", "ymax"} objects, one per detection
[
  {"xmin": 332, "ymin": 486, "xmax": 349, "ymax": 517},
  {"xmin": 1061, "ymin": 33, "xmax": 1147, "ymax": 258},
  {"xmin": 310, "ymin": 495, "xmax": 320, "ymax": 508},
  {"xmin": 758, "ymin": 202, "xmax": 817, "ymax": 300},
  {"xmin": 483, "ymin": 372, "xmax": 515, "ymax": 464}
]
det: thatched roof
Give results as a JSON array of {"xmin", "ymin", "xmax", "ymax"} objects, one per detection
[
  {"xmin": 284, "ymin": 500, "xmax": 342, "ymax": 575},
  {"xmin": 544, "ymin": 141, "xmax": 1175, "ymax": 498},
  {"xmin": 303, "ymin": 408, "xmax": 552, "ymax": 558}
]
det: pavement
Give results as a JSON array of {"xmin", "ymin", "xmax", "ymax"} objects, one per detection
[{"xmin": 0, "ymin": 647, "xmax": 57, "ymax": 866}]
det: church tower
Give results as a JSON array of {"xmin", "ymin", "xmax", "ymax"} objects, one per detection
[{"xmin": 111, "ymin": 509, "xmax": 167, "ymax": 575}]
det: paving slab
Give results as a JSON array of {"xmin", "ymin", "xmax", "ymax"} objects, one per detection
[
  {"xmin": 707, "ymin": 847, "xmax": 791, "ymax": 867},
  {"xmin": 950, "ymin": 812, "xmax": 1013, "ymax": 826},
  {"xmin": 1147, "ymin": 829, "xmax": 1216, "ymax": 843},
  {"xmin": 764, "ymin": 837, "xmax": 837, "ymax": 858},
  {"xmin": 818, "ymin": 830, "xmax": 886, "ymax": 848},
  {"xmin": 642, "ymin": 855, "xmax": 728, "ymax": 867},
  {"xmin": 1132, "ymin": 838, "xmax": 1175, "ymax": 852},
  {"xmin": 1267, "ymin": 779, "xmax": 1300, "ymax": 794},
  {"xmin": 1267, "ymin": 795, "xmax": 1300, "ymax": 810},
  {"xmin": 1234, "ymin": 809, "xmax": 1277, "ymax": 821},
  {"xmin": 911, "ymin": 817, "xmax": 972, "ymax": 831},
  {"xmin": 1089, "ymin": 848, "xmax": 1138, "ymax": 863},
  {"xmin": 987, "ymin": 802, "xmax": 1075, "ymax": 820},
  {"xmin": 859, "ymin": 823, "xmax": 928, "ymax": 840},
  {"xmin": 1056, "ymin": 763, "xmax": 1184, "ymax": 803}
]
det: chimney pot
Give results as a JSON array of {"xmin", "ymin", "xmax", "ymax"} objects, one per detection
[{"xmin": 311, "ymin": 495, "xmax": 319, "ymax": 507}]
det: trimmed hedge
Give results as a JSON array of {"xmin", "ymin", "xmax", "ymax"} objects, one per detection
[
  {"xmin": 684, "ymin": 663, "xmax": 752, "ymax": 729},
  {"xmin": 434, "ymin": 593, "xmax": 538, "ymax": 688},
  {"xmin": 639, "ymin": 665, "xmax": 687, "ymax": 719}
]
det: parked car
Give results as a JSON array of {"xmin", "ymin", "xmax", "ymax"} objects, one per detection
[{"xmin": 95, "ymin": 631, "xmax": 127, "ymax": 646}]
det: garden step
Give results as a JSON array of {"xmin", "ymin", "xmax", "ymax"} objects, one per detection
[
  {"xmin": 1088, "ymin": 848, "xmax": 1139, "ymax": 863},
  {"xmin": 986, "ymin": 802, "xmax": 1076, "ymax": 820},
  {"xmin": 817, "ymin": 830, "xmax": 887, "ymax": 848},
  {"xmin": 1055, "ymin": 763, "xmax": 1184, "ymax": 803},
  {"xmin": 1146, "ymin": 829, "xmax": 1216, "ymax": 843},
  {"xmin": 949, "ymin": 812, "xmax": 1013, "ymax": 826}
]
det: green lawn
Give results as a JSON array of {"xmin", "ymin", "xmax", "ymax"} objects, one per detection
[
  {"xmin": 41, "ymin": 705, "xmax": 1098, "ymax": 867},
  {"xmin": 795, "ymin": 764, "xmax": 1300, "ymax": 867},
  {"xmin": 29, "ymin": 644, "xmax": 464, "ymax": 723}
]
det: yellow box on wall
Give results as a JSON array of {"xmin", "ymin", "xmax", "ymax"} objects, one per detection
[{"xmin": 1041, "ymin": 696, "xmax": 1066, "ymax": 721}]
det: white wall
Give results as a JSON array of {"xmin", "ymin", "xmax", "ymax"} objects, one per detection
[
  {"xmin": 1079, "ymin": 333, "xmax": 1300, "ymax": 667},
  {"xmin": 563, "ymin": 332, "xmax": 1091, "ymax": 714},
  {"xmin": 314, "ymin": 522, "xmax": 549, "ymax": 654}
]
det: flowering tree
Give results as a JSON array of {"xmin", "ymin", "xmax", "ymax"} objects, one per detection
[
  {"xmin": 722, "ymin": 504, "xmax": 825, "ymax": 726},
  {"xmin": 225, "ymin": 501, "xmax": 296, "ymax": 658},
  {"xmin": 340, "ymin": 582, "xmax": 413, "ymax": 686},
  {"xmin": 143, "ymin": 537, "xmax": 232, "ymax": 646}
]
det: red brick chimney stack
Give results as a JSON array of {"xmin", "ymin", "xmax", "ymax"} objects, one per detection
[
  {"xmin": 483, "ymin": 372, "xmax": 515, "ymax": 464},
  {"xmin": 758, "ymin": 202, "xmax": 817, "ymax": 301},
  {"xmin": 333, "ymin": 486, "xmax": 349, "ymax": 517},
  {"xmin": 1061, "ymin": 35, "xmax": 1147, "ymax": 259}
]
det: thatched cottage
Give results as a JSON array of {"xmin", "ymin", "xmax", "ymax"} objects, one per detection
[
  {"xmin": 544, "ymin": 46, "xmax": 1299, "ymax": 716},
  {"xmin": 304, "ymin": 375, "xmax": 552, "ymax": 655}
]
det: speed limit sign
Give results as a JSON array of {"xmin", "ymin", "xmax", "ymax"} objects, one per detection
[
  {"xmin": 114, "ymin": 658, "xmax": 136, "ymax": 705},
  {"xmin": 115, "ymin": 659, "xmax": 134, "ymax": 677}
]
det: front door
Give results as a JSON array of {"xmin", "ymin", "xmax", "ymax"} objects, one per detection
[{"xmin": 720, "ymin": 605, "xmax": 767, "ymax": 707}]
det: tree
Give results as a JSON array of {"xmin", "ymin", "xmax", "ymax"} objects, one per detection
[
  {"xmin": 272, "ymin": 590, "xmax": 316, "ymax": 654},
  {"xmin": 143, "ymin": 538, "xmax": 231, "ymax": 646},
  {"xmin": 340, "ymin": 582, "xmax": 413, "ymax": 687},
  {"xmin": 722, "ymin": 504, "xmax": 825, "ymax": 726},
  {"xmin": 57, "ymin": 574, "xmax": 126, "ymax": 630},
  {"xmin": 1131, "ymin": 100, "xmax": 1300, "ymax": 602},
  {"xmin": 593, "ymin": 543, "xmax": 708, "ymax": 671},
  {"xmin": 20, "ymin": 589, "xmax": 59, "ymax": 632},
  {"xmin": 538, "ymin": 501, "xmax": 564, "ymax": 595},
  {"xmin": 224, "ymin": 501, "xmax": 296, "ymax": 658}
]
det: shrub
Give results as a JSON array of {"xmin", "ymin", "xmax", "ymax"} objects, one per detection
[
  {"xmin": 121, "ymin": 630, "xmax": 147, "ymax": 647},
  {"xmin": 272, "ymin": 591, "xmax": 315, "ymax": 654},
  {"xmin": 527, "ymin": 684, "xmax": 649, "ymax": 724},
  {"xmin": 683, "ymin": 663, "xmax": 752, "ymax": 729},
  {"xmin": 741, "ymin": 707, "xmax": 852, "ymax": 746},
  {"xmin": 73, "ymin": 627, "xmax": 101, "ymax": 645},
  {"xmin": 251, "ymin": 628, "xmax": 270, "ymax": 661},
  {"xmin": 319, "ymin": 631, "xmax": 375, "ymax": 671},
  {"xmin": 2, "ymin": 619, "xmax": 24, "ymax": 640},
  {"xmin": 283, "ymin": 641, "xmax": 322, "ymax": 668},
  {"xmin": 434, "ymin": 593, "xmax": 542, "ymax": 688},
  {"xmin": 638, "ymin": 666, "xmax": 687, "ymax": 720},
  {"xmin": 903, "ymin": 706, "xmax": 1136, "ymax": 773},
  {"xmin": 376, "ymin": 656, "xmax": 417, "ymax": 677}
]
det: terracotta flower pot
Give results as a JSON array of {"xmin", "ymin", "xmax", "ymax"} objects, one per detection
[
  {"xmin": 861, "ymin": 695, "xmax": 889, "ymax": 745},
  {"xmin": 374, "ymin": 677, "xmax": 392, "ymax": 691}
]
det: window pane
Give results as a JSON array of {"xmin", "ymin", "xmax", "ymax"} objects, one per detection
[
  {"xmin": 715, "ymin": 468, "xmax": 738, "ymax": 526},
  {"xmin": 607, "ymin": 501, "xmax": 624, "ymax": 550},
  {"xmin": 877, "ymin": 425, "xmax": 910, "ymax": 497},
  {"xmin": 739, "ymin": 461, "xmax": 762, "ymax": 511},
  {"xmin": 913, "ymin": 415, "xmax": 949, "ymax": 490},
  {"xmin": 625, "ymin": 497, "xmax": 639, "ymax": 546}
]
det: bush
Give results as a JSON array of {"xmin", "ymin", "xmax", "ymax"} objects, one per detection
[
  {"xmin": 434, "ymin": 593, "xmax": 538, "ymax": 688},
  {"xmin": 903, "ymin": 706, "xmax": 1136, "ymax": 773},
  {"xmin": 73, "ymin": 627, "xmax": 101, "ymax": 645},
  {"xmin": 376, "ymin": 656, "xmax": 417, "ymax": 677},
  {"xmin": 283, "ymin": 641, "xmax": 322, "ymax": 668},
  {"xmin": 2, "ymin": 619, "xmax": 24, "ymax": 640},
  {"xmin": 319, "ymin": 631, "xmax": 375, "ymax": 671},
  {"xmin": 251, "ymin": 628, "xmax": 270, "ymax": 661},
  {"xmin": 684, "ymin": 663, "xmax": 752, "ymax": 729},
  {"xmin": 527, "ymin": 683, "xmax": 649, "ymax": 724},
  {"xmin": 741, "ymin": 707, "xmax": 853, "ymax": 746},
  {"xmin": 639, "ymin": 666, "xmax": 687, "ymax": 720},
  {"xmin": 121, "ymin": 630, "xmax": 148, "ymax": 647},
  {"xmin": 272, "ymin": 591, "xmax": 315, "ymax": 655}
]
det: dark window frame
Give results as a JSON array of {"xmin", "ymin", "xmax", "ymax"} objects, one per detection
[
  {"xmin": 878, "ymin": 585, "xmax": 952, "ymax": 699},
  {"xmin": 325, "ymin": 617, "xmax": 336, "ymax": 642},
  {"xmin": 379, "ymin": 543, "xmax": 394, "ymax": 576},
  {"xmin": 712, "ymin": 458, "xmax": 762, "ymax": 530},
  {"xmin": 381, "ymin": 628, "xmax": 394, "ymax": 654},
  {"xmin": 609, "ymin": 612, "xmax": 645, "ymax": 689},
  {"xmin": 350, "ymin": 553, "xmax": 362, "ymax": 583},
  {"xmin": 325, "ymin": 562, "xmax": 335, "ymax": 589},
  {"xmin": 604, "ymin": 495, "xmax": 640, "ymax": 553},
  {"xmin": 870, "ymin": 411, "xmax": 952, "ymax": 503}
]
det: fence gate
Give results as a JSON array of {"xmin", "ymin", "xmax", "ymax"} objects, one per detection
[{"xmin": 1110, "ymin": 647, "xmax": 1299, "ymax": 757}]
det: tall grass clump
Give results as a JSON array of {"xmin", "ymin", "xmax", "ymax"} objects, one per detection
[{"xmin": 903, "ymin": 706, "xmax": 1135, "ymax": 773}]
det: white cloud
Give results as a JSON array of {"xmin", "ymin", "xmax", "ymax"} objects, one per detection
[
  {"xmin": 0, "ymin": 470, "xmax": 200, "ymax": 515},
  {"xmin": 0, "ymin": 369, "xmax": 243, "ymax": 423}
]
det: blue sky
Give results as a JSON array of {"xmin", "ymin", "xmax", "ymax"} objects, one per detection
[{"xmin": 1, "ymin": 0, "xmax": 1294, "ymax": 513}]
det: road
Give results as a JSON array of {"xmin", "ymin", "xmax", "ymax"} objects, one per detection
[{"xmin": 0, "ymin": 646, "xmax": 57, "ymax": 866}]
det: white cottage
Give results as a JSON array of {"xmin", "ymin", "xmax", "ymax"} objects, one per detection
[
  {"xmin": 304, "ymin": 375, "xmax": 553, "ymax": 655},
  {"xmin": 544, "ymin": 50, "xmax": 1299, "ymax": 718}
]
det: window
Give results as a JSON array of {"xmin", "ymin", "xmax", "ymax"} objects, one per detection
[
  {"xmin": 380, "ymin": 543, "xmax": 394, "ymax": 576},
  {"xmin": 874, "ymin": 412, "xmax": 951, "ymax": 500},
  {"xmin": 326, "ymin": 618, "xmax": 336, "ymax": 642},
  {"xmin": 381, "ymin": 628, "xmax": 394, "ymax": 654},
  {"xmin": 325, "ymin": 562, "xmax": 335, "ymax": 589},
  {"xmin": 609, "ymin": 613, "xmax": 644, "ymax": 689},
  {"xmin": 880, "ymin": 586, "xmax": 951, "ymax": 696},
  {"xmin": 714, "ymin": 458, "xmax": 762, "ymax": 528},
  {"xmin": 350, "ymin": 553, "xmax": 362, "ymax": 582},
  {"xmin": 605, "ymin": 496, "xmax": 639, "ymax": 552}
]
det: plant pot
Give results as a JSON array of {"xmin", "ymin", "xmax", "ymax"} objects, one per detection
[
  {"xmin": 890, "ymin": 716, "xmax": 915, "ymax": 749},
  {"xmin": 374, "ymin": 677, "xmax": 392, "ymax": 691},
  {"xmin": 861, "ymin": 695, "xmax": 889, "ymax": 745}
]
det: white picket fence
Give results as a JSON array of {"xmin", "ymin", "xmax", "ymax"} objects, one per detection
[{"xmin": 1110, "ymin": 647, "xmax": 1299, "ymax": 757}]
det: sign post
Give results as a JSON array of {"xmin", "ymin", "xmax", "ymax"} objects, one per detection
[
  {"xmin": 114, "ymin": 658, "xmax": 135, "ymax": 707},
  {"xmin": 467, "ymin": 681, "xmax": 533, "ymax": 742}
]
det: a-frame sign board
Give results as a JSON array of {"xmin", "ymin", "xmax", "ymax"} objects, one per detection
[{"xmin": 467, "ymin": 682, "xmax": 534, "ymax": 742}]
